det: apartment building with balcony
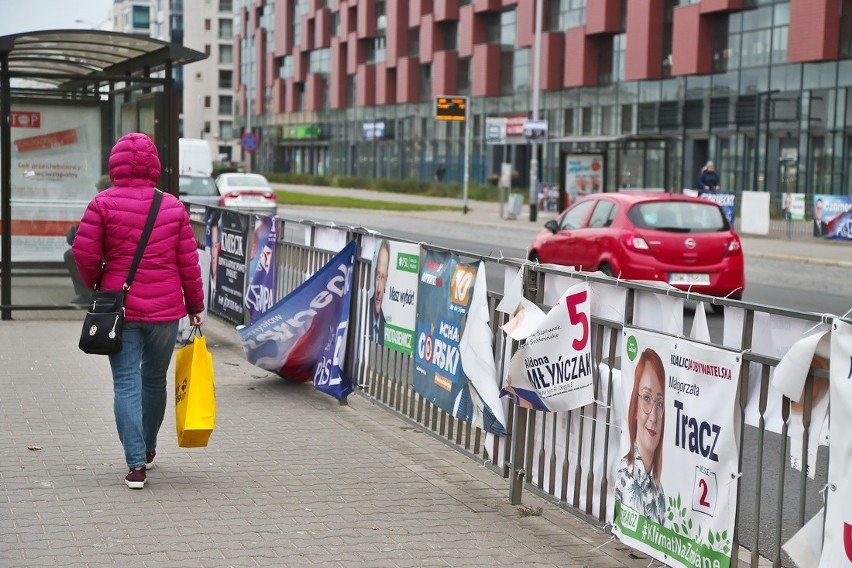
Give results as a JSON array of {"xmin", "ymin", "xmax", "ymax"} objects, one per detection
[
  {"xmin": 111, "ymin": 0, "xmax": 239, "ymax": 165},
  {"xmin": 235, "ymin": 0, "xmax": 852, "ymax": 198}
]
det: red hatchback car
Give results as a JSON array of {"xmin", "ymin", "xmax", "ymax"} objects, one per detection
[{"xmin": 529, "ymin": 192, "xmax": 744, "ymax": 302}]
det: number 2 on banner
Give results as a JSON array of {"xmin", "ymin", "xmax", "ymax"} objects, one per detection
[
  {"xmin": 692, "ymin": 467, "xmax": 717, "ymax": 517},
  {"xmin": 565, "ymin": 290, "xmax": 589, "ymax": 350}
]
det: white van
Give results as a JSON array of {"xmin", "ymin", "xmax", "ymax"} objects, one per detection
[{"xmin": 178, "ymin": 138, "xmax": 213, "ymax": 176}]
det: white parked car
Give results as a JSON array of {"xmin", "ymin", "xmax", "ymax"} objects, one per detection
[{"xmin": 215, "ymin": 173, "xmax": 278, "ymax": 214}]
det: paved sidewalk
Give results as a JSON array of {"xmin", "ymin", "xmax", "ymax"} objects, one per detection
[{"xmin": 1, "ymin": 317, "xmax": 656, "ymax": 567}]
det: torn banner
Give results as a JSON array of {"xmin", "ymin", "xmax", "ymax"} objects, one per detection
[
  {"xmin": 500, "ymin": 281, "xmax": 595, "ymax": 412},
  {"xmin": 413, "ymin": 250, "xmax": 506, "ymax": 435},
  {"xmin": 237, "ymin": 241, "xmax": 355, "ymax": 401}
]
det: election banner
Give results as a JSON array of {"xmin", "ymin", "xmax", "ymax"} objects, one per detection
[
  {"xmin": 821, "ymin": 320, "xmax": 852, "ymax": 566},
  {"xmin": 500, "ymin": 281, "xmax": 595, "ymax": 412},
  {"xmin": 813, "ymin": 193, "xmax": 852, "ymax": 240},
  {"xmin": 724, "ymin": 309, "xmax": 830, "ymax": 478},
  {"xmin": 206, "ymin": 209, "xmax": 249, "ymax": 325},
  {"xmin": 613, "ymin": 328, "xmax": 741, "ymax": 568},
  {"xmin": 414, "ymin": 251, "xmax": 506, "ymax": 435},
  {"xmin": 237, "ymin": 241, "xmax": 355, "ymax": 401},
  {"xmin": 698, "ymin": 191, "xmax": 736, "ymax": 227},
  {"xmin": 245, "ymin": 214, "xmax": 279, "ymax": 322},
  {"xmin": 367, "ymin": 239, "xmax": 420, "ymax": 355}
]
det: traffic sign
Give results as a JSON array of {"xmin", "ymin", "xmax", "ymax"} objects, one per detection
[{"xmin": 241, "ymin": 132, "xmax": 259, "ymax": 153}]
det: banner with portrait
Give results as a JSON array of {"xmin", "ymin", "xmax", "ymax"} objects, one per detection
[
  {"xmin": 237, "ymin": 241, "xmax": 355, "ymax": 401},
  {"xmin": 613, "ymin": 328, "xmax": 741, "ymax": 568},
  {"xmin": 367, "ymin": 239, "xmax": 420, "ymax": 355},
  {"xmin": 500, "ymin": 281, "xmax": 595, "ymax": 412},
  {"xmin": 206, "ymin": 209, "xmax": 249, "ymax": 325},
  {"xmin": 244, "ymin": 214, "xmax": 279, "ymax": 322},
  {"xmin": 812, "ymin": 193, "xmax": 852, "ymax": 240},
  {"xmin": 563, "ymin": 154, "xmax": 603, "ymax": 204},
  {"xmin": 698, "ymin": 191, "xmax": 736, "ymax": 227},
  {"xmin": 413, "ymin": 251, "xmax": 506, "ymax": 435}
]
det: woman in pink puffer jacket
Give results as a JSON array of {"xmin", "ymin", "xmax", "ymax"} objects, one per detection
[{"xmin": 73, "ymin": 132, "xmax": 204, "ymax": 489}]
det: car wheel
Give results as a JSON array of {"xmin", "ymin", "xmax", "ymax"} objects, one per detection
[
  {"xmin": 599, "ymin": 263, "xmax": 614, "ymax": 277},
  {"xmin": 529, "ymin": 252, "xmax": 541, "ymax": 263}
]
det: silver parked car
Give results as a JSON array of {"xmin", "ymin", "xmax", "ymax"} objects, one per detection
[{"xmin": 215, "ymin": 173, "xmax": 278, "ymax": 214}]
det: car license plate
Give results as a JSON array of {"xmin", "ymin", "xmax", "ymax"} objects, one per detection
[{"xmin": 669, "ymin": 273, "xmax": 710, "ymax": 286}]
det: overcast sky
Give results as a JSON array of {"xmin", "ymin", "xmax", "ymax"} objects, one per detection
[{"xmin": 0, "ymin": 0, "xmax": 114, "ymax": 36}]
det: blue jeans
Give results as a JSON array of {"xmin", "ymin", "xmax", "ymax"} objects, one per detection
[{"xmin": 108, "ymin": 320, "xmax": 179, "ymax": 468}]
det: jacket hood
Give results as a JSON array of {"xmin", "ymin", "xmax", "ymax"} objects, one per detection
[{"xmin": 108, "ymin": 133, "xmax": 161, "ymax": 188}]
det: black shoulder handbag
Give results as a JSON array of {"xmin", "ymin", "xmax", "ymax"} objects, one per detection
[{"xmin": 78, "ymin": 190, "xmax": 163, "ymax": 355}]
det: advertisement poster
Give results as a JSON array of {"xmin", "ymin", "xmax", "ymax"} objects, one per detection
[
  {"xmin": 564, "ymin": 154, "xmax": 603, "ymax": 204},
  {"xmin": 7, "ymin": 103, "xmax": 103, "ymax": 261},
  {"xmin": 613, "ymin": 328, "xmax": 741, "ymax": 568},
  {"xmin": 237, "ymin": 241, "xmax": 355, "ymax": 401},
  {"xmin": 822, "ymin": 320, "xmax": 852, "ymax": 566},
  {"xmin": 367, "ymin": 239, "xmax": 420, "ymax": 355},
  {"xmin": 414, "ymin": 250, "xmax": 506, "ymax": 435},
  {"xmin": 500, "ymin": 281, "xmax": 595, "ymax": 412},
  {"xmin": 206, "ymin": 209, "xmax": 249, "ymax": 324},
  {"xmin": 698, "ymin": 191, "xmax": 736, "ymax": 227},
  {"xmin": 812, "ymin": 194, "xmax": 852, "ymax": 240},
  {"xmin": 244, "ymin": 214, "xmax": 279, "ymax": 323}
]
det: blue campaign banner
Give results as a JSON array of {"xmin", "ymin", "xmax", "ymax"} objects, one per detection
[
  {"xmin": 413, "ymin": 250, "xmax": 506, "ymax": 435},
  {"xmin": 698, "ymin": 191, "xmax": 736, "ymax": 227},
  {"xmin": 245, "ymin": 214, "xmax": 279, "ymax": 322},
  {"xmin": 237, "ymin": 241, "xmax": 355, "ymax": 401},
  {"xmin": 814, "ymin": 193, "xmax": 852, "ymax": 240}
]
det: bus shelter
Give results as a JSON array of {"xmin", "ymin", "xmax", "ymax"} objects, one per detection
[
  {"xmin": 0, "ymin": 30, "xmax": 205, "ymax": 319},
  {"xmin": 552, "ymin": 134, "xmax": 672, "ymax": 210}
]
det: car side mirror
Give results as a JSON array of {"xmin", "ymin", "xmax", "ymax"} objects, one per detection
[{"xmin": 545, "ymin": 220, "xmax": 559, "ymax": 233}]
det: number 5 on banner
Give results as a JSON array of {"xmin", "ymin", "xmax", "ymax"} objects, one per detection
[
  {"xmin": 565, "ymin": 290, "xmax": 589, "ymax": 351},
  {"xmin": 692, "ymin": 466, "xmax": 717, "ymax": 517}
]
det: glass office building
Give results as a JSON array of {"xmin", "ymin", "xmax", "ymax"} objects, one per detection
[{"xmin": 235, "ymin": 0, "xmax": 852, "ymax": 198}]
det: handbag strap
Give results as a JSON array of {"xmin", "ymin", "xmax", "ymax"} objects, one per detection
[{"xmin": 122, "ymin": 189, "xmax": 163, "ymax": 291}]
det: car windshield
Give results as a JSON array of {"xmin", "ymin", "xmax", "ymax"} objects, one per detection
[
  {"xmin": 223, "ymin": 175, "xmax": 269, "ymax": 188},
  {"xmin": 179, "ymin": 176, "xmax": 218, "ymax": 196},
  {"xmin": 628, "ymin": 201, "xmax": 729, "ymax": 232}
]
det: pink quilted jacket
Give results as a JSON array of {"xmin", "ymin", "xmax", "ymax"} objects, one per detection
[{"xmin": 72, "ymin": 133, "xmax": 204, "ymax": 322}]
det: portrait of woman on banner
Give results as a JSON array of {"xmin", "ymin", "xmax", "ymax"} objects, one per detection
[{"xmin": 616, "ymin": 347, "xmax": 666, "ymax": 525}]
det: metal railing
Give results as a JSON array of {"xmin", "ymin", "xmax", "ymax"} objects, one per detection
[{"xmin": 196, "ymin": 209, "xmax": 833, "ymax": 568}]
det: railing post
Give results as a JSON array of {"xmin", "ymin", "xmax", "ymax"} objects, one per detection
[{"xmin": 508, "ymin": 404, "xmax": 528, "ymax": 505}]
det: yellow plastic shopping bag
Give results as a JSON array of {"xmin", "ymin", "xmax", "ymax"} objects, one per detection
[{"xmin": 175, "ymin": 327, "xmax": 216, "ymax": 448}]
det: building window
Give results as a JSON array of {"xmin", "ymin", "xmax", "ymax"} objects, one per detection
[
  {"xmin": 205, "ymin": 18, "xmax": 211, "ymax": 31},
  {"xmin": 408, "ymin": 28, "xmax": 419, "ymax": 58},
  {"xmin": 219, "ymin": 95, "xmax": 233, "ymax": 115},
  {"xmin": 367, "ymin": 36, "xmax": 386, "ymax": 64},
  {"xmin": 280, "ymin": 55, "xmax": 293, "ymax": 79},
  {"xmin": 309, "ymin": 48, "xmax": 331, "ymax": 74},
  {"xmin": 564, "ymin": 108, "xmax": 574, "ymax": 135},
  {"xmin": 219, "ymin": 19, "xmax": 233, "ymax": 39},
  {"xmin": 842, "ymin": 0, "xmax": 852, "ymax": 58},
  {"xmin": 203, "ymin": 121, "xmax": 211, "ymax": 134},
  {"xmin": 204, "ymin": 96, "xmax": 211, "ymax": 107},
  {"xmin": 457, "ymin": 57, "xmax": 471, "ymax": 96},
  {"xmin": 500, "ymin": 9, "xmax": 516, "ymax": 47},
  {"xmin": 204, "ymin": 44, "xmax": 211, "ymax": 56},
  {"xmin": 443, "ymin": 21, "xmax": 458, "ymax": 52},
  {"xmin": 218, "ymin": 70, "xmax": 233, "ymax": 89},
  {"xmin": 219, "ymin": 121, "xmax": 233, "ymax": 140},
  {"xmin": 621, "ymin": 105, "xmax": 633, "ymax": 134},
  {"xmin": 499, "ymin": 51, "xmax": 514, "ymax": 95},
  {"xmin": 330, "ymin": 11, "xmax": 339, "ymax": 37},
  {"xmin": 219, "ymin": 0, "xmax": 232, "ymax": 11},
  {"xmin": 132, "ymin": 5, "xmax": 150, "ymax": 30},
  {"xmin": 219, "ymin": 45, "xmax": 233, "ymax": 65},
  {"xmin": 419, "ymin": 63, "xmax": 431, "ymax": 102},
  {"xmin": 513, "ymin": 48, "xmax": 530, "ymax": 93}
]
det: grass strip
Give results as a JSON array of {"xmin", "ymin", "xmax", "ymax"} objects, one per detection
[{"xmin": 276, "ymin": 190, "xmax": 462, "ymax": 212}]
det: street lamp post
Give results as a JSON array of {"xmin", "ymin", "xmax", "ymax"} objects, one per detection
[{"xmin": 528, "ymin": 0, "xmax": 543, "ymax": 222}]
